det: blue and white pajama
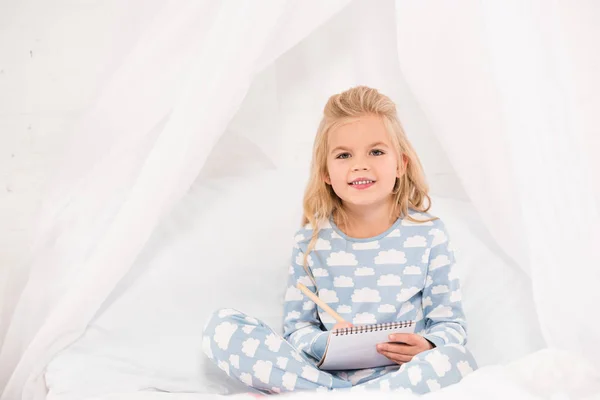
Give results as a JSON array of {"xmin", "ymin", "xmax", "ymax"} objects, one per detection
[
  {"xmin": 202, "ymin": 210, "xmax": 478, "ymax": 394},
  {"xmin": 202, "ymin": 308, "xmax": 477, "ymax": 394}
]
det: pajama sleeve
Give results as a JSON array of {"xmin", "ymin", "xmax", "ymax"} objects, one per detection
[
  {"xmin": 282, "ymin": 243, "xmax": 328, "ymax": 361},
  {"xmin": 421, "ymin": 221, "xmax": 468, "ymax": 348}
]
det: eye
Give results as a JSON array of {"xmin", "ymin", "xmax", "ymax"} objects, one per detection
[
  {"xmin": 371, "ymin": 149, "xmax": 385, "ymax": 156},
  {"xmin": 336, "ymin": 152, "xmax": 351, "ymax": 159}
]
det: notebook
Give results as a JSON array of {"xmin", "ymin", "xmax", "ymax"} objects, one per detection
[{"xmin": 317, "ymin": 320, "xmax": 416, "ymax": 370}]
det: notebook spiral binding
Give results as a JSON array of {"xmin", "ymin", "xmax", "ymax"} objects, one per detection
[{"xmin": 332, "ymin": 320, "xmax": 414, "ymax": 336}]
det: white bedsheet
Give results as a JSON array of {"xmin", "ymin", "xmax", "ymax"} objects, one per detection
[
  {"xmin": 45, "ymin": 168, "xmax": 556, "ymax": 400},
  {"xmin": 81, "ymin": 350, "xmax": 600, "ymax": 399}
]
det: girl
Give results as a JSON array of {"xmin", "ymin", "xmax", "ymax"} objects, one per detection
[{"xmin": 202, "ymin": 86, "xmax": 478, "ymax": 395}]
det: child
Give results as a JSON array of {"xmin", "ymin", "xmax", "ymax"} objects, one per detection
[{"xmin": 202, "ymin": 86, "xmax": 478, "ymax": 395}]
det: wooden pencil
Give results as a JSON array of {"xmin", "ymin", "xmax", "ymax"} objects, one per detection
[{"xmin": 296, "ymin": 283, "xmax": 346, "ymax": 323}]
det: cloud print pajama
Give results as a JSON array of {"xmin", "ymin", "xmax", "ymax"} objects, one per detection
[{"xmin": 202, "ymin": 210, "xmax": 478, "ymax": 394}]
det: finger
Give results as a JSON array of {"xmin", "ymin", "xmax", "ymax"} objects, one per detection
[
  {"xmin": 379, "ymin": 350, "xmax": 413, "ymax": 364},
  {"xmin": 388, "ymin": 333, "xmax": 420, "ymax": 345},
  {"xmin": 377, "ymin": 343, "xmax": 419, "ymax": 356},
  {"xmin": 334, "ymin": 322, "xmax": 354, "ymax": 330}
]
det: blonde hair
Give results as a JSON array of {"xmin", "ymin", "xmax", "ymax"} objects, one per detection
[{"xmin": 300, "ymin": 86, "xmax": 437, "ymax": 278}]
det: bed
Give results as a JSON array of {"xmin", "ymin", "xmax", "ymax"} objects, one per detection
[{"xmin": 42, "ymin": 169, "xmax": 597, "ymax": 400}]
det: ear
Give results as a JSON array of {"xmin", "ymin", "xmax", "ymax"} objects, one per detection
[
  {"xmin": 397, "ymin": 154, "xmax": 408, "ymax": 178},
  {"xmin": 323, "ymin": 173, "xmax": 331, "ymax": 185}
]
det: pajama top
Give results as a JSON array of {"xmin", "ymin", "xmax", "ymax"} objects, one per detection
[{"xmin": 282, "ymin": 209, "xmax": 468, "ymax": 363}]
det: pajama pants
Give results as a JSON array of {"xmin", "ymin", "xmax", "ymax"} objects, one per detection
[{"xmin": 202, "ymin": 308, "xmax": 478, "ymax": 395}]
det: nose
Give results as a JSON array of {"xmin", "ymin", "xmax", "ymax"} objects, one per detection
[{"xmin": 352, "ymin": 157, "xmax": 370, "ymax": 171}]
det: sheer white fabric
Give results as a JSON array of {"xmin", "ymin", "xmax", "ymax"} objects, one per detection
[
  {"xmin": 394, "ymin": 0, "xmax": 600, "ymax": 368},
  {"xmin": 0, "ymin": 1, "xmax": 352, "ymax": 397},
  {"xmin": 1, "ymin": 0, "xmax": 598, "ymax": 399}
]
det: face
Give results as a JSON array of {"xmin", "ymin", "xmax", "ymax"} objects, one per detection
[{"xmin": 324, "ymin": 114, "xmax": 406, "ymax": 210}]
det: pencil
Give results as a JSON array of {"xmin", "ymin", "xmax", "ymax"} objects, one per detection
[{"xmin": 296, "ymin": 283, "xmax": 347, "ymax": 323}]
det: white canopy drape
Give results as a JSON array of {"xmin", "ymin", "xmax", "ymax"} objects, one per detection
[
  {"xmin": 1, "ymin": 1, "xmax": 598, "ymax": 399},
  {"xmin": 394, "ymin": 0, "xmax": 600, "ymax": 362}
]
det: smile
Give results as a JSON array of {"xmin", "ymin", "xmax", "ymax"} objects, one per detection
[{"xmin": 348, "ymin": 180, "xmax": 375, "ymax": 189}]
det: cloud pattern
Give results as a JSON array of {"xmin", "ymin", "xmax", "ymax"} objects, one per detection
[
  {"xmin": 285, "ymin": 213, "xmax": 466, "ymax": 347},
  {"xmin": 201, "ymin": 212, "xmax": 474, "ymax": 393}
]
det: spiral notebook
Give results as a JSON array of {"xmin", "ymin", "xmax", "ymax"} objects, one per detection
[{"xmin": 317, "ymin": 320, "xmax": 416, "ymax": 370}]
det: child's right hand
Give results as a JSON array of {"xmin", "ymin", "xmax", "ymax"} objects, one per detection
[{"xmin": 332, "ymin": 321, "xmax": 354, "ymax": 331}]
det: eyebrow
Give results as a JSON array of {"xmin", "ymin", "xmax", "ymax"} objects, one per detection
[{"xmin": 330, "ymin": 142, "xmax": 389, "ymax": 154}]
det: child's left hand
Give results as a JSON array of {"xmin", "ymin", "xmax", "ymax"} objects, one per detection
[{"xmin": 376, "ymin": 333, "xmax": 434, "ymax": 365}]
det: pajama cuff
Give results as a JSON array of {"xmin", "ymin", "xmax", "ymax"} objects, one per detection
[
  {"xmin": 310, "ymin": 331, "xmax": 330, "ymax": 360},
  {"xmin": 422, "ymin": 333, "xmax": 445, "ymax": 348}
]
